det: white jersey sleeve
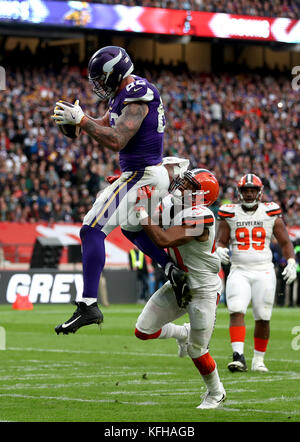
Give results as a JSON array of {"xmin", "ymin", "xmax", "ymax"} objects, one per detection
[{"xmin": 169, "ymin": 205, "xmax": 221, "ymax": 291}]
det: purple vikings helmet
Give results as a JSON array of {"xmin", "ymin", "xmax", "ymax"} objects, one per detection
[{"xmin": 88, "ymin": 46, "xmax": 134, "ymax": 100}]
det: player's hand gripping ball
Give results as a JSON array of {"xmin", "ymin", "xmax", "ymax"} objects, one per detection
[{"xmin": 52, "ymin": 100, "xmax": 84, "ymax": 139}]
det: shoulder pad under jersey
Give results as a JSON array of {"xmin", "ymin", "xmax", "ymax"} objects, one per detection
[
  {"xmin": 123, "ymin": 79, "xmax": 154, "ymax": 104},
  {"xmin": 182, "ymin": 205, "xmax": 215, "ymax": 227},
  {"xmin": 263, "ymin": 202, "xmax": 282, "ymax": 217},
  {"xmin": 217, "ymin": 204, "xmax": 236, "ymax": 220}
]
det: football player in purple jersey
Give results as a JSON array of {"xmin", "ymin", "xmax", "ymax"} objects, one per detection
[{"xmin": 52, "ymin": 46, "xmax": 191, "ymax": 334}]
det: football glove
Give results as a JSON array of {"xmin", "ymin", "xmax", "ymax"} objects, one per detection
[
  {"xmin": 215, "ymin": 247, "xmax": 230, "ymax": 265},
  {"xmin": 282, "ymin": 258, "xmax": 297, "ymax": 284},
  {"xmin": 165, "ymin": 263, "xmax": 192, "ymax": 309},
  {"xmin": 52, "ymin": 99, "xmax": 85, "ymax": 125}
]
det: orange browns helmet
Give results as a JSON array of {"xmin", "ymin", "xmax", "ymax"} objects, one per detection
[
  {"xmin": 237, "ymin": 173, "xmax": 264, "ymax": 208},
  {"xmin": 169, "ymin": 168, "xmax": 219, "ymax": 207}
]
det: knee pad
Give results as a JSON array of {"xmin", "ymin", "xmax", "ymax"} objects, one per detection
[
  {"xmin": 253, "ymin": 305, "xmax": 272, "ymax": 321},
  {"xmin": 187, "ymin": 342, "xmax": 207, "ymax": 360}
]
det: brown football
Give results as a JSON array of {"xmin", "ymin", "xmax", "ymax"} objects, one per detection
[
  {"xmin": 56, "ymin": 101, "xmax": 81, "ymax": 139},
  {"xmin": 58, "ymin": 124, "xmax": 81, "ymax": 139}
]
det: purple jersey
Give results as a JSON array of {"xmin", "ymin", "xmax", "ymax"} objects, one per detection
[{"xmin": 108, "ymin": 75, "xmax": 165, "ymax": 172}]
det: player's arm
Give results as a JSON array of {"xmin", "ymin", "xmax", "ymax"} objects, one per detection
[
  {"xmin": 215, "ymin": 219, "xmax": 231, "ymax": 264},
  {"xmin": 83, "ymin": 110, "xmax": 110, "ymax": 127},
  {"xmin": 273, "ymin": 217, "xmax": 297, "ymax": 284},
  {"xmin": 216, "ymin": 219, "xmax": 230, "ymax": 248},
  {"xmin": 273, "ymin": 218, "xmax": 295, "ymax": 260},
  {"xmin": 140, "ymin": 218, "xmax": 209, "ymax": 248},
  {"xmin": 80, "ymin": 102, "xmax": 148, "ymax": 152}
]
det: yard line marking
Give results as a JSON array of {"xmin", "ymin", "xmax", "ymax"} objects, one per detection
[
  {"xmin": 0, "ymin": 372, "xmax": 175, "ymax": 382},
  {"xmin": 0, "ymin": 393, "xmax": 158, "ymax": 406},
  {"xmin": 7, "ymin": 347, "xmax": 300, "ymax": 365},
  {"xmin": 222, "ymin": 375, "xmax": 300, "ymax": 385},
  {"xmin": 221, "ymin": 407, "xmax": 299, "ymax": 416},
  {"xmin": 226, "ymin": 395, "xmax": 300, "ymax": 405}
]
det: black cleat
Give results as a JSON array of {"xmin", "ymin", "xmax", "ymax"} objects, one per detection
[
  {"xmin": 55, "ymin": 302, "xmax": 103, "ymax": 335},
  {"xmin": 166, "ymin": 263, "xmax": 192, "ymax": 309},
  {"xmin": 227, "ymin": 352, "xmax": 248, "ymax": 372}
]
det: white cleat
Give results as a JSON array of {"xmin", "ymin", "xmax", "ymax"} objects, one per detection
[
  {"xmin": 197, "ymin": 383, "xmax": 226, "ymax": 409},
  {"xmin": 176, "ymin": 323, "xmax": 190, "ymax": 358},
  {"xmin": 251, "ymin": 357, "xmax": 269, "ymax": 372}
]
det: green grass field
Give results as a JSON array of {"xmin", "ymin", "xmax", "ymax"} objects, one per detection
[{"xmin": 0, "ymin": 303, "xmax": 299, "ymax": 423}]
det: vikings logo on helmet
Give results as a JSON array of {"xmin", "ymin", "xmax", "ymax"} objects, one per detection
[
  {"xmin": 237, "ymin": 173, "xmax": 264, "ymax": 208},
  {"xmin": 88, "ymin": 46, "xmax": 134, "ymax": 100}
]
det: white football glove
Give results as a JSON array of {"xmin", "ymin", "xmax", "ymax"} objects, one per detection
[
  {"xmin": 52, "ymin": 99, "xmax": 85, "ymax": 125},
  {"xmin": 215, "ymin": 247, "xmax": 230, "ymax": 265},
  {"xmin": 282, "ymin": 258, "xmax": 297, "ymax": 284}
]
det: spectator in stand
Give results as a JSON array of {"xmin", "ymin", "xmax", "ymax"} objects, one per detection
[{"xmin": 0, "ymin": 46, "xmax": 299, "ymax": 230}]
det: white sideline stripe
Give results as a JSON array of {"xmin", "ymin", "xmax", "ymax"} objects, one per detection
[
  {"xmin": 0, "ymin": 393, "xmax": 158, "ymax": 406},
  {"xmin": 7, "ymin": 347, "xmax": 300, "ymax": 365}
]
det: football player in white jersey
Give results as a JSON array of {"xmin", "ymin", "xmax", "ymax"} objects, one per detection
[
  {"xmin": 216, "ymin": 173, "xmax": 297, "ymax": 373},
  {"xmin": 133, "ymin": 169, "xmax": 226, "ymax": 409}
]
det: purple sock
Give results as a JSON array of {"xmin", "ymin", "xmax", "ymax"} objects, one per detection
[
  {"xmin": 80, "ymin": 225, "xmax": 106, "ymax": 299},
  {"xmin": 121, "ymin": 229, "xmax": 171, "ymax": 269}
]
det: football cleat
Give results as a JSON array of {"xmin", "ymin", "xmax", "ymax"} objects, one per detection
[
  {"xmin": 227, "ymin": 352, "xmax": 248, "ymax": 372},
  {"xmin": 197, "ymin": 383, "xmax": 226, "ymax": 409},
  {"xmin": 176, "ymin": 323, "xmax": 190, "ymax": 358},
  {"xmin": 251, "ymin": 356, "xmax": 269, "ymax": 372},
  {"xmin": 55, "ymin": 302, "xmax": 103, "ymax": 335},
  {"xmin": 166, "ymin": 264, "xmax": 192, "ymax": 309}
]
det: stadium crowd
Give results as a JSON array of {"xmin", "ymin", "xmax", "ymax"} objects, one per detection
[
  {"xmin": 78, "ymin": 0, "xmax": 300, "ymax": 19},
  {"xmin": 0, "ymin": 47, "xmax": 299, "ymax": 227}
]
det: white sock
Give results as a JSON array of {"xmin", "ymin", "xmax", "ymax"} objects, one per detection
[
  {"xmin": 159, "ymin": 323, "xmax": 187, "ymax": 340},
  {"xmin": 253, "ymin": 349, "xmax": 265, "ymax": 359},
  {"xmin": 202, "ymin": 366, "xmax": 222, "ymax": 396},
  {"xmin": 81, "ymin": 297, "xmax": 97, "ymax": 306},
  {"xmin": 232, "ymin": 341, "xmax": 244, "ymax": 355}
]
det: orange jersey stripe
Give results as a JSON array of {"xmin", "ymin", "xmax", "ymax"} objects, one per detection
[
  {"xmin": 266, "ymin": 209, "xmax": 282, "ymax": 217},
  {"xmin": 183, "ymin": 216, "xmax": 214, "ymax": 226},
  {"xmin": 218, "ymin": 210, "xmax": 235, "ymax": 218}
]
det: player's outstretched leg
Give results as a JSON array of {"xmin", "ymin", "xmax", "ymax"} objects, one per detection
[
  {"xmin": 55, "ymin": 225, "xmax": 104, "ymax": 335},
  {"xmin": 191, "ymin": 353, "xmax": 226, "ymax": 409},
  {"xmin": 55, "ymin": 301, "xmax": 103, "ymax": 335}
]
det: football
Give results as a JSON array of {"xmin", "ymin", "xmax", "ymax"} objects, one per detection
[
  {"xmin": 56, "ymin": 101, "xmax": 81, "ymax": 139},
  {"xmin": 58, "ymin": 123, "xmax": 81, "ymax": 139}
]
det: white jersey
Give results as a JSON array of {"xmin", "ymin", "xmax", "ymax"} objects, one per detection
[
  {"xmin": 218, "ymin": 201, "xmax": 282, "ymax": 270},
  {"xmin": 164, "ymin": 201, "xmax": 221, "ymax": 291}
]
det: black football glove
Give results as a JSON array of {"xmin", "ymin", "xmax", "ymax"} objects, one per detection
[{"xmin": 165, "ymin": 263, "xmax": 192, "ymax": 309}]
